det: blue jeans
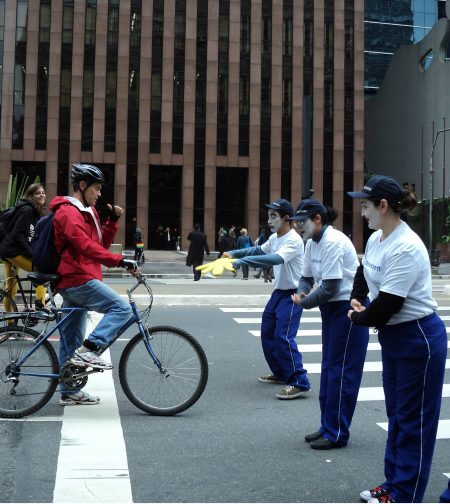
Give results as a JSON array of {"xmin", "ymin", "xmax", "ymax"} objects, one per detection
[{"xmin": 58, "ymin": 279, "xmax": 134, "ymax": 393}]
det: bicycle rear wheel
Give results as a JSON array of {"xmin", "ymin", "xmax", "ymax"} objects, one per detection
[
  {"xmin": 0, "ymin": 326, "xmax": 59, "ymax": 418},
  {"xmin": 119, "ymin": 326, "xmax": 208, "ymax": 415}
]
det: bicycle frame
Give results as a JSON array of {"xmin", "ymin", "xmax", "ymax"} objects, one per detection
[{"xmin": 2, "ymin": 276, "xmax": 164, "ymax": 383}]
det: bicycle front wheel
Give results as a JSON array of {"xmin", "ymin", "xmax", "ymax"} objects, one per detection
[
  {"xmin": 0, "ymin": 326, "xmax": 59, "ymax": 418},
  {"xmin": 119, "ymin": 326, "xmax": 208, "ymax": 415}
]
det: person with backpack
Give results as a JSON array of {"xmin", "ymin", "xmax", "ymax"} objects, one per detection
[
  {"xmin": 49, "ymin": 164, "xmax": 139, "ymax": 406},
  {"xmin": 134, "ymin": 227, "xmax": 145, "ymax": 263},
  {"xmin": 0, "ymin": 183, "xmax": 47, "ymax": 311},
  {"xmin": 236, "ymin": 228, "xmax": 253, "ymax": 280}
]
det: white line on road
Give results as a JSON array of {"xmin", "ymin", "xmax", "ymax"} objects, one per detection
[
  {"xmin": 358, "ymin": 384, "xmax": 450, "ymax": 401},
  {"xmin": 53, "ymin": 313, "xmax": 132, "ymax": 503},
  {"xmin": 304, "ymin": 359, "xmax": 450, "ymax": 374},
  {"xmin": 377, "ymin": 419, "xmax": 450, "ymax": 439},
  {"xmin": 249, "ymin": 328, "xmax": 450, "ymax": 337}
]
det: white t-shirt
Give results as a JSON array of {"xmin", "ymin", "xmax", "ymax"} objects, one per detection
[
  {"xmin": 302, "ymin": 226, "xmax": 359, "ymax": 302},
  {"xmin": 261, "ymin": 229, "xmax": 304, "ymax": 290},
  {"xmin": 362, "ymin": 220, "xmax": 436, "ymax": 324}
]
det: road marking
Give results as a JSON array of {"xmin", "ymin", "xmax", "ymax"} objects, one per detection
[
  {"xmin": 358, "ymin": 384, "xmax": 450, "ymax": 401},
  {"xmin": 53, "ymin": 313, "xmax": 132, "ymax": 503},
  {"xmin": 249, "ymin": 328, "xmax": 450, "ymax": 336},
  {"xmin": 234, "ymin": 317, "xmax": 323, "ymax": 323},
  {"xmin": 304, "ymin": 359, "xmax": 450, "ymax": 374},
  {"xmin": 0, "ymin": 416, "xmax": 62, "ymax": 422},
  {"xmin": 377, "ymin": 420, "xmax": 450, "ymax": 439},
  {"xmin": 221, "ymin": 307, "xmax": 320, "ymax": 313}
]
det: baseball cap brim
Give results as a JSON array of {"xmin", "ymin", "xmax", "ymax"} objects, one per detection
[
  {"xmin": 288, "ymin": 214, "xmax": 310, "ymax": 222},
  {"xmin": 347, "ymin": 190, "xmax": 370, "ymax": 198}
]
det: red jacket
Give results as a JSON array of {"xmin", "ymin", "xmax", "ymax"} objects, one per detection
[{"xmin": 49, "ymin": 196, "xmax": 123, "ymax": 289}]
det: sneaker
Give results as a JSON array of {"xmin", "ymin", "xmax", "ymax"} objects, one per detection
[
  {"xmin": 70, "ymin": 346, "xmax": 113, "ymax": 370},
  {"xmin": 367, "ymin": 495, "xmax": 395, "ymax": 503},
  {"xmin": 258, "ymin": 374, "xmax": 284, "ymax": 384},
  {"xmin": 360, "ymin": 486, "xmax": 390, "ymax": 503},
  {"xmin": 276, "ymin": 385, "xmax": 310, "ymax": 399},
  {"xmin": 60, "ymin": 391, "xmax": 100, "ymax": 406}
]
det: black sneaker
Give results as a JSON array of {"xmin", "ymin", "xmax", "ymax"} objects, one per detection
[{"xmin": 305, "ymin": 430, "xmax": 322, "ymax": 443}]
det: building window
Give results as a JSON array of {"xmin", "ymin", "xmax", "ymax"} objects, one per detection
[
  {"xmin": 172, "ymin": 0, "xmax": 186, "ymax": 154},
  {"xmin": 0, "ymin": 0, "xmax": 6, "ymax": 134},
  {"xmin": 239, "ymin": 0, "xmax": 250, "ymax": 157},
  {"xmin": 35, "ymin": 0, "xmax": 51, "ymax": 150},
  {"xmin": 81, "ymin": 0, "xmax": 96, "ymax": 151},
  {"xmin": 150, "ymin": 0, "xmax": 164, "ymax": 153},
  {"xmin": 12, "ymin": 0, "xmax": 28, "ymax": 150},
  {"xmin": 57, "ymin": 0, "xmax": 74, "ymax": 195},
  {"xmin": 217, "ymin": 0, "xmax": 230, "ymax": 156},
  {"xmin": 104, "ymin": 0, "xmax": 119, "ymax": 151},
  {"xmin": 259, "ymin": 0, "xmax": 272, "ymax": 220},
  {"xmin": 194, "ymin": 0, "xmax": 208, "ymax": 225}
]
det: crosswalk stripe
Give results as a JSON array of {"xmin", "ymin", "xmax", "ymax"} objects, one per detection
[
  {"xmin": 234, "ymin": 317, "xmax": 323, "ymax": 323},
  {"xmin": 249, "ymin": 328, "xmax": 450, "ymax": 336},
  {"xmin": 249, "ymin": 329, "xmax": 381, "ymax": 337},
  {"xmin": 358, "ymin": 384, "xmax": 450, "ymax": 401},
  {"xmin": 377, "ymin": 420, "xmax": 450, "ymax": 439},
  {"xmin": 53, "ymin": 313, "xmax": 132, "ymax": 503},
  {"xmin": 304, "ymin": 359, "xmax": 450, "ymax": 374},
  {"xmin": 296, "ymin": 341, "xmax": 450, "ymax": 353}
]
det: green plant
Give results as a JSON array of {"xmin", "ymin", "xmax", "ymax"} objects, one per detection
[{"xmin": 1, "ymin": 174, "xmax": 40, "ymax": 210}]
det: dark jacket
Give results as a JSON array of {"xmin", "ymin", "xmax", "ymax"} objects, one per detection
[
  {"xmin": 0, "ymin": 199, "xmax": 40, "ymax": 259},
  {"xmin": 186, "ymin": 230, "xmax": 210, "ymax": 267}
]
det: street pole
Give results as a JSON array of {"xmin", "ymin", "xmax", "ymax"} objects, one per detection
[{"xmin": 429, "ymin": 127, "xmax": 450, "ymax": 255}]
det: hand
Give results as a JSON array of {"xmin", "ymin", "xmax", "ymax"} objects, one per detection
[
  {"xmin": 120, "ymin": 258, "xmax": 140, "ymax": 277},
  {"xmin": 291, "ymin": 293, "xmax": 303, "ymax": 305},
  {"xmin": 350, "ymin": 298, "xmax": 365, "ymax": 312},
  {"xmin": 107, "ymin": 204, "xmax": 123, "ymax": 220},
  {"xmin": 222, "ymin": 252, "xmax": 231, "ymax": 258},
  {"xmin": 196, "ymin": 257, "xmax": 236, "ymax": 276}
]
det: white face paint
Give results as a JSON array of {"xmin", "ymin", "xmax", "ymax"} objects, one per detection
[
  {"xmin": 297, "ymin": 219, "xmax": 315, "ymax": 240},
  {"xmin": 268, "ymin": 210, "xmax": 283, "ymax": 233},
  {"xmin": 361, "ymin": 200, "xmax": 382, "ymax": 230}
]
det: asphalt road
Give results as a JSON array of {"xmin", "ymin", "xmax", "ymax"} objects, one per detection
[{"xmin": 0, "ymin": 285, "xmax": 449, "ymax": 503}]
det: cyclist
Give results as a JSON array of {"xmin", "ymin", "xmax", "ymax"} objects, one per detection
[
  {"xmin": 0, "ymin": 183, "xmax": 47, "ymax": 311},
  {"xmin": 50, "ymin": 164, "xmax": 138, "ymax": 405}
]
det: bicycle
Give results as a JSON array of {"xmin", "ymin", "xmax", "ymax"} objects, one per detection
[
  {"xmin": 0, "ymin": 259, "xmax": 53, "ymax": 315},
  {"xmin": 0, "ymin": 272, "xmax": 208, "ymax": 418}
]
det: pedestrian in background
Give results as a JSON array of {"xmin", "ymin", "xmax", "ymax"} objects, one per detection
[
  {"xmin": 0, "ymin": 183, "xmax": 47, "ymax": 311},
  {"xmin": 186, "ymin": 223, "xmax": 210, "ymax": 281},
  {"xmin": 134, "ymin": 227, "xmax": 145, "ymax": 263},
  {"xmin": 291, "ymin": 198, "xmax": 369, "ymax": 450},
  {"xmin": 348, "ymin": 175, "xmax": 447, "ymax": 503},
  {"xmin": 236, "ymin": 228, "xmax": 253, "ymax": 280}
]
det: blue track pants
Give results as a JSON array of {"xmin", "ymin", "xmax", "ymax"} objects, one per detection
[
  {"xmin": 260, "ymin": 289, "xmax": 310, "ymax": 389},
  {"xmin": 441, "ymin": 479, "xmax": 450, "ymax": 503},
  {"xmin": 378, "ymin": 313, "xmax": 447, "ymax": 503},
  {"xmin": 318, "ymin": 301, "xmax": 369, "ymax": 445}
]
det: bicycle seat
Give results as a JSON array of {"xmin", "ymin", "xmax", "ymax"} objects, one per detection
[{"xmin": 27, "ymin": 272, "xmax": 60, "ymax": 285}]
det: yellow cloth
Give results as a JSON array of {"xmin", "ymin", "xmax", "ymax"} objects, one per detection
[
  {"xmin": 196, "ymin": 257, "xmax": 236, "ymax": 276},
  {"xmin": 3, "ymin": 256, "xmax": 46, "ymax": 312}
]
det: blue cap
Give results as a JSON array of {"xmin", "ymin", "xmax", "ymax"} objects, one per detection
[
  {"xmin": 347, "ymin": 175, "xmax": 403, "ymax": 203},
  {"xmin": 290, "ymin": 199, "xmax": 327, "ymax": 222},
  {"xmin": 264, "ymin": 198, "xmax": 294, "ymax": 217}
]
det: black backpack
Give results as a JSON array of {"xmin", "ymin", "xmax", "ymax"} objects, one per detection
[
  {"xmin": 0, "ymin": 206, "xmax": 20, "ymax": 244},
  {"xmin": 31, "ymin": 212, "xmax": 61, "ymax": 274}
]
